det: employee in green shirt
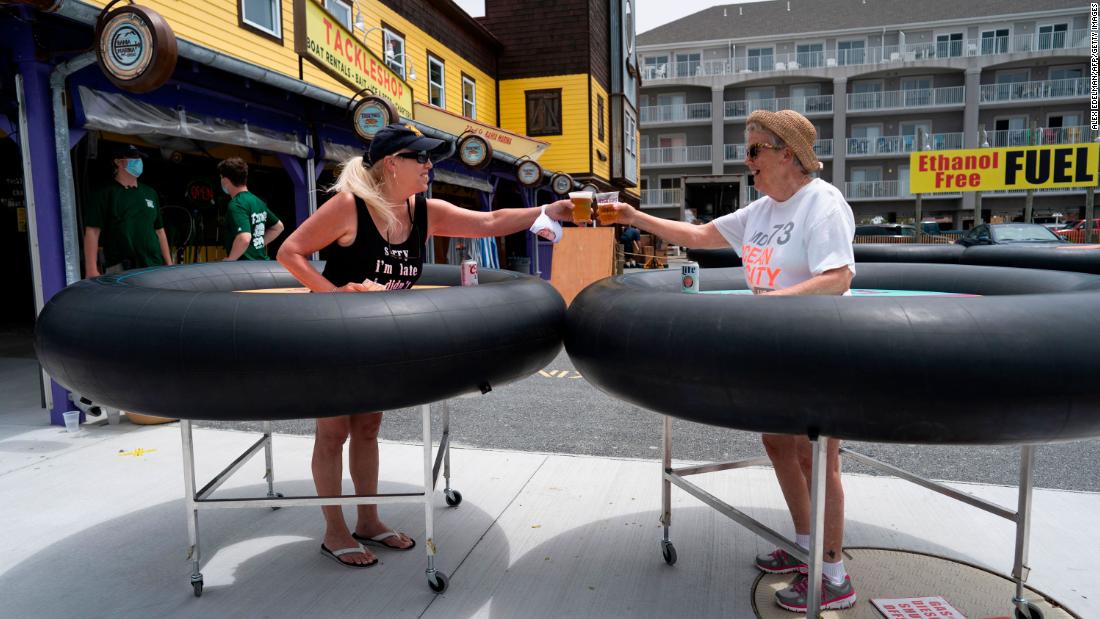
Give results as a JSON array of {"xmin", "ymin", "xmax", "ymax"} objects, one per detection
[
  {"xmin": 82, "ymin": 143, "xmax": 174, "ymax": 278},
  {"xmin": 218, "ymin": 157, "xmax": 284, "ymax": 260}
]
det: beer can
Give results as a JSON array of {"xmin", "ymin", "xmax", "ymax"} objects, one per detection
[
  {"xmin": 460, "ymin": 259, "xmax": 479, "ymax": 286},
  {"xmin": 681, "ymin": 261, "xmax": 699, "ymax": 294}
]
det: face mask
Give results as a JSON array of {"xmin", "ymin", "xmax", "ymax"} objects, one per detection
[{"xmin": 125, "ymin": 159, "xmax": 143, "ymax": 178}]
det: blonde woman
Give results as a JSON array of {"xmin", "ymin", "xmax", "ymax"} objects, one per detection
[{"xmin": 278, "ymin": 123, "xmax": 572, "ymax": 568}]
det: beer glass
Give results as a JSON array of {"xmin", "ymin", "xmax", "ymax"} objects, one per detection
[
  {"xmin": 595, "ymin": 192, "xmax": 619, "ymax": 225},
  {"xmin": 569, "ymin": 191, "xmax": 595, "ymax": 226}
]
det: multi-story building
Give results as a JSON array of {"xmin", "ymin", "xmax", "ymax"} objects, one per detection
[{"xmin": 636, "ymin": 0, "xmax": 1095, "ymax": 227}]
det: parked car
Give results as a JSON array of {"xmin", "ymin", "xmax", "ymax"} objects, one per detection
[
  {"xmin": 1055, "ymin": 219, "xmax": 1100, "ymax": 243},
  {"xmin": 955, "ymin": 223, "xmax": 1070, "ymax": 247}
]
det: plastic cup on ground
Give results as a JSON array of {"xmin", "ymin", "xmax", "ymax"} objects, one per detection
[
  {"xmin": 569, "ymin": 191, "xmax": 594, "ymax": 226},
  {"xmin": 63, "ymin": 410, "xmax": 80, "ymax": 433}
]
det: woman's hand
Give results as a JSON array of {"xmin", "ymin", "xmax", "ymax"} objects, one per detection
[
  {"xmin": 599, "ymin": 201, "xmax": 638, "ymax": 226},
  {"xmin": 543, "ymin": 199, "xmax": 575, "ymax": 222},
  {"xmin": 333, "ymin": 279, "xmax": 387, "ymax": 292}
]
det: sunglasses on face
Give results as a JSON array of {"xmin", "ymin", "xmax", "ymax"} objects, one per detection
[
  {"xmin": 393, "ymin": 150, "xmax": 432, "ymax": 164},
  {"xmin": 747, "ymin": 143, "xmax": 785, "ymax": 160}
]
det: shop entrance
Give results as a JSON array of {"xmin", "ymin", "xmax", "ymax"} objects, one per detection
[
  {"xmin": 684, "ymin": 175, "xmax": 740, "ymax": 223},
  {"xmin": 0, "ymin": 139, "xmax": 34, "ymax": 332}
]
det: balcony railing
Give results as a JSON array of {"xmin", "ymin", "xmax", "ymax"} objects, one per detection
[
  {"xmin": 723, "ymin": 139, "xmax": 833, "ymax": 162},
  {"xmin": 724, "ymin": 94, "xmax": 833, "ymax": 118},
  {"xmin": 639, "ymin": 145, "xmax": 712, "ymax": 165},
  {"xmin": 639, "ymin": 102, "xmax": 712, "ymax": 124},
  {"xmin": 640, "ymin": 188, "xmax": 683, "ymax": 207},
  {"xmin": 847, "ymin": 86, "xmax": 964, "ymax": 112},
  {"xmin": 987, "ymin": 125, "xmax": 1092, "ymax": 147},
  {"xmin": 979, "ymin": 77, "xmax": 1089, "ymax": 103},
  {"xmin": 845, "ymin": 180, "xmax": 962, "ymax": 199},
  {"xmin": 846, "ymin": 132, "xmax": 965, "ymax": 156},
  {"xmin": 640, "ymin": 29, "xmax": 1089, "ymax": 81}
]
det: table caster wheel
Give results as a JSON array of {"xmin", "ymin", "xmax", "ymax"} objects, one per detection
[
  {"xmin": 191, "ymin": 575, "xmax": 204, "ymax": 597},
  {"xmin": 444, "ymin": 489, "xmax": 462, "ymax": 507},
  {"xmin": 427, "ymin": 570, "xmax": 449, "ymax": 593},
  {"xmin": 270, "ymin": 492, "xmax": 284, "ymax": 511},
  {"xmin": 1015, "ymin": 601, "xmax": 1043, "ymax": 619},
  {"xmin": 660, "ymin": 540, "xmax": 677, "ymax": 566}
]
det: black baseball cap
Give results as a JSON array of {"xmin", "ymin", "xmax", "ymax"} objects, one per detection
[
  {"xmin": 364, "ymin": 123, "xmax": 452, "ymax": 167},
  {"xmin": 106, "ymin": 143, "xmax": 147, "ymax": 160}
]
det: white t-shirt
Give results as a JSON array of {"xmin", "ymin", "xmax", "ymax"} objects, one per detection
[{"xmin": 713, "ymin": 178, "xmax": 856, "ymax": 294}]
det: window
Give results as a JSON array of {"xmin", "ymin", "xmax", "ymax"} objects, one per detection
[
  {"xmin": 382, "ymin": 26, "xmax": 406, "ymax": 79},
  {"xmin": 427, "ymin": 55, "xmax": 445, "ymax": 108},
  {"xmin": 643, "ymin": 55, "xmax": 668, "ymax": 79},
  {"xmin": 1038, "ymin": 23, "xmax": 1068, "ymax": 50},
  {"xmin": 626, "ymin": 113, "xmax": 637, "ymax": 155},
  {"xmin": 900, "ymin": 76, "xmax": 932, "ymax": 106},
  {"xmin": 461, "ymin": 75, "xmax": 476, "ymax": 118},
  {"xmin": 837, "ymin": 40, "xmax": 865, "ymax": 66},
  {"xmin": 675, "ymin": 52, "xmax": 700, "ymax": 77},
  {"xmin": 597, "ymin": 95, "xmax": 605, "ymax": 141},
  {"xmin": 324, "ymin": 0, "xmax": 351, "ymax": 29},
  {"xmin": 526, "ymin": 89, "xmax": 562, "ymax": 137},
  {"xmin": 240, "ymin": 0, "xmax": 282, "ymax": 41},
  {"xmin": 935, "ymin": 32, "xmax": 963, "ymax": 57},
  {"xmin": 795, "ymin": 43, "xmax": 824, "ymax": 68},
  {"xmin": 1050, "ymin": 67, "xmax": 1083, "ymax": 81},
  {"xmin": 981, "ymin": 28, "xmax": 1009, "ymax": 55},
  {"xmin": 746, "ymin": 47, "xmax": 773, "ymax": 72}
]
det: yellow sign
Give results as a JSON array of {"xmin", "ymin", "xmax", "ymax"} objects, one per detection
[
  {"xmin": 909, "ymin": 144, "xmax": 1099, "ymax": 193},
  {"xmin": 413, "ymin": 102, "xmax": 549, "ymax": 161},
  {"xmin": 293, "ymin": 0, "xmax": 413, "ymax": 119}
]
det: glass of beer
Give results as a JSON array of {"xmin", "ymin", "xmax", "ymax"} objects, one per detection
[
  {"xmin": 595, "ymin": 192, "xmax": 619, "ymax": 225},
  {"xmin": 569, "ymin": 191, "xmax": 595, "ymax": 226}
]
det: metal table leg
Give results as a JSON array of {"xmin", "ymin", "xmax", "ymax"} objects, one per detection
[
  {"xmin": 180, "ymin": 420, "xmax": 204, "ymax": 597},
  {"xmin": 423, "ymin": 403, "xmax": 448, "ymax": 592},
  {"xmin": 660, "ymin": 415, "xmax": 676, "ymax": 565},
  {"xmin": 806, "ymin": 435, "xmax": 829, "ymax": 617},
  {"xmin": 1013, "ymin": 445, "xmax": 1038, "ymax": 618}
]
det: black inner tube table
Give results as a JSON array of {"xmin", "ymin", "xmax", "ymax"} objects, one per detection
[
  {"xmin": 35, "ymin": 261, "xmax": 566, "ymax": 597},
  {"xmin": 565, "ymin": 263, "xmax": 1100, "ymax": 617}
]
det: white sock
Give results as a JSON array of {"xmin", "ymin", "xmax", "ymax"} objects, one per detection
[
  {"xmin": 795, "ymin": 534, "xmax": 810, "ymax": 550},
  {"xmin": 822, "ymin": 560, "xmax": 847, "ymax": 585}
]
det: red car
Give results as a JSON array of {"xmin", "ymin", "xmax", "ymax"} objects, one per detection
[{"xmin": 1056, "ymin": 219, "xmax": 1100, "ymax": 243}]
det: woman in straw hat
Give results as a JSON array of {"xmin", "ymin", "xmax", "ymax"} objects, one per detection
[
  {"xmin": 601, "ymin": 109, "xmax": 857, "ymax": 611},
  {"xmin": 278, "ymin": 123, "xmax": 574, "ymax": 569}
]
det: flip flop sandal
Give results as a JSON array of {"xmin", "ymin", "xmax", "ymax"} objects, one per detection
[
  {"xmin": 352, "ymin": 530, "xmax": 417, "ymax": 551},
  {"xmin": 320, "ymin": 543, "xmax": 378, "ymax": 568}
]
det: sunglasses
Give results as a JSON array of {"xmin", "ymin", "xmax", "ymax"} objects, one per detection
[
  {"xmin": 393, "ymin": 150, "xmax": 432, "ymax": 164},
  {"xmin": 747, "ymin": 143, "xmax": 785, "ymax": 160}
]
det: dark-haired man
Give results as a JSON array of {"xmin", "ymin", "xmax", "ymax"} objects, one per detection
[{"xmin": 218, "ymin": 157, "xmax": 283, "ymax": 260}]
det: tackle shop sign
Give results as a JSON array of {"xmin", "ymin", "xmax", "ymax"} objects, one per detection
[
  {"xmin": 909, "ymin": 143, "xmax": 1099, "ymax": 193},
  {"xmin": 293, "ymin": 0, "xmax": 413, "ymax": 119}
]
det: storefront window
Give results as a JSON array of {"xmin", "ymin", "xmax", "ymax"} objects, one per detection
[
  {"xmin": 462, "ymin": 75, "xmax": 477, "ymax": 118},
  {"xmin": 428, "ymin": 55, "xmax": 445, "ymax": 108},
  {"xmin": 240, "ymin": 0, "xmax": 282, "ymax": 40}
]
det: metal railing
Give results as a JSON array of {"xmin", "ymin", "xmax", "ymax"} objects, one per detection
[
  {"xmin": 987, "ymin": 125, "xmax": 1092, "ymax": 147},
  {"xmin": 848, "ymin": 86, "xmax": 964, "ymax": 111},
  {"xmin": 639, "ymin": 145, "xmax": 712, "ymax": 165},
  {"xmin": 846, "ymin": 132, "xmax": 964, "ymax": 156},
  {"xmin": 639, "ymin": 102, "xmax": 712, "ymax": 124},
  {"xmin": 640, "ymin": 188, "xmax": 683, "ymax": 207},
  {"xmin": 724, "ymin": 94, "xmax": 833, "ymax": 118},
  {"xmin": 979, "ymin": 77, "xmax": 1089, "ymax": 103},
  {"xmin": 639, "ymin": 29, "xmax": 1089, "ymax": 81}
]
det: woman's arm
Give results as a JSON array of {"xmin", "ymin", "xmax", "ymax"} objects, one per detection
[
  {"xmin": 277, "ymin": 192, "xmax": 378, "ymax": 292},
  {"xmin": 427, "ymin": 198, "xmax": 573, "ymax": 238},
  {"xmin": 601, "ymin": 203, "xmax": 729, "ymax": 249}
]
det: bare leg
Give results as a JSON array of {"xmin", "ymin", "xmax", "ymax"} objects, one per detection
[
  {"xmin": 348, "ymin": 412, "xmax": 413, "ymax": 549},
  {"xmin": 314, "ymin": 416, "xmax": 375, "ymax": 565},
  {"xmin": 762, "ymin": 433, "xmax": 812, "ymax": 535},
  {"xmin": 796, "ymin": 437, "xmax": 845, "ymax": 562}
]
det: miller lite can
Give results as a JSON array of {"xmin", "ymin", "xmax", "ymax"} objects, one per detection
[
  {"xmin": 681, "ymin": 261, "xmax": 699, "ymax": 294},
  {"xmin": 460, "ymin": 259, "xmax": 479, "ymax": 286}
]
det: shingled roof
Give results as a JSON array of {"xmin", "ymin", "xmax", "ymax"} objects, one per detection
[{"xmin": 638, "ymin": 0, "xmax": 1085, "ymax": 46}]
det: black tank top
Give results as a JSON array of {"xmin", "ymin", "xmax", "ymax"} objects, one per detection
[{"xmin": 321, "ymin": 193, "xmax": 427, "ymax": 290}]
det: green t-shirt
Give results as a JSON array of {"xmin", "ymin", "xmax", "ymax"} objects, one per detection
[
  {"xmin": 84, "ymin": 182, "xmax": 165, "ymax": 269},
  {"xmin": 225, "ymin": 191, "xmax": 280, "ymax": 260}
]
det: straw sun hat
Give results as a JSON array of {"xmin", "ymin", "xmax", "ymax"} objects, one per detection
[{"xmin": 747, "ymin": 109, "xmax": 823, "ymax": 173}]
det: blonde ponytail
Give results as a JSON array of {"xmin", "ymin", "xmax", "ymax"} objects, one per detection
[{"xmin": 329, "ymin": 156, "xmax": 399, "ymax": 234}]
